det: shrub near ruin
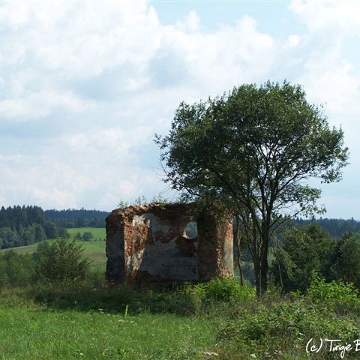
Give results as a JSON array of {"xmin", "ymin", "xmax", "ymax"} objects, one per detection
[
  {"xmin": 34, "ymin": 238, "xmax": 90, "ymax": 284},
  {"xmin": 193, "ymin": 277, "xmax": 255, "ymax": 302}
]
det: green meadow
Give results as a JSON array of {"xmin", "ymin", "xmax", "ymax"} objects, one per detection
[
  {"xmin": 66, "ymin": 227, "xmax": 106, "ymax": 241},
  {"xmin": 0, "ymin": 301, "xmax": 217, "ymax": 360},
  {"xmin": 1, "ymin": 276, "xmax": 360, "ymax": 359},
  {"xmin": 0, "ymin": 227, "xmax": 107, "ymax": 271},
  {"xmin": 1, "ymin": 228, "xmax": 360, "ymax": 359},
  {"xmin": 66, "ymin": 228, "xmax": 107, "ymax": 271}
]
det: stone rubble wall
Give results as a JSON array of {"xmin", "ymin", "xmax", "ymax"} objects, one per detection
[{"xmin": 106, "ymin": 203, "xmax": 233, "ymax": 284}]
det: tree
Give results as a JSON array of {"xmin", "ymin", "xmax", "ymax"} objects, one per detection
[
  {"xmin": 1, "ymin": 250, "xmax": 35, "ymax": 287},
  {"xmin": 156, "ymin": 81, "xmax": 348, "ymax": 296},
  {"xmin": 82, "ymin": 231, "xmax": 93, "ymax": 241},
  {"xmin": 22, "ymin": 226, "xmax": 36, "ymax": 245},
  {"xmin": 0, "ymin": 206, "xmax": 9, "ymax": 227},
  {"xmin": 331, "ymin": 233, "xmax": 360, "ymax": 289},
  {"xmin": 44, "ymin": 221, "xmax": 58, "ymax": 239},
  {"xmin": 0, "ymin": 227, "xmax": 20, "ymax": 249},
  {"xmin": 57, "ymin": 227, "xmax": 69, "ymax": 239},
  {"xmin": 271, "ymin": 224, "xmax": 336, "ymax": 293},
  {"xmin": 34, "ymin": 239, "xmax": 90, "ymax": 283},
  {"xmin": 34, "ymin": 224, "xmax": 47, "ymax": 242}
]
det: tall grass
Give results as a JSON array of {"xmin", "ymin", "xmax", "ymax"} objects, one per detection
[
  {"xmin": 0, "ymin": 303, "xmax": 217, "ymax": 360},
  {"xmin": 1, "ymin": 272, "xmax": 360, "ymax": 359}
]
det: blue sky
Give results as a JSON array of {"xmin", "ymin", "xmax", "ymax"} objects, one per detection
[{"xmin": 0, "ymin": 1, "xmax": 359, "ymax": 218}]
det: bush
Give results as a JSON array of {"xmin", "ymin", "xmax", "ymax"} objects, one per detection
[
  {"xmin": 82, "ymin": 232, "xmax": 93, "ymax": 241},
  {"xmin": 271, "ymin": 224, "xmax": 336, "ymax": 293},
  {"xmin": 217, "ymin": 298, "xmax": 360, "ymax": 359},
  {"xmin": 34, "ymin": 239, "xmax": 91, "ymax": 284},
  {"xmin": 331, "ymin": 233, "xmax": 360, "ymax": 289},
  {"xmin": 28, "ymin": 281, "xmax": 203, "ymax": 315},
  {"xmin": 306, "ymin": 273, "xmax": 360, "ymax": 314},
  {"xmin": 0, "ymin": 251, "xmax": 36, "ymax": 288},
  {"xmin": 57, "ymin": 228, "xmax": 69, "ymax": 239},
  {"xmin": 193, "ymin": 277, "xmax": 255, "ymax": 302}
]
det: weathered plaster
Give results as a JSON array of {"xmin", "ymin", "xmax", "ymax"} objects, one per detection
[{"xmin": 106, "ymin": 203, "xmax": 233, "ymax": 284}]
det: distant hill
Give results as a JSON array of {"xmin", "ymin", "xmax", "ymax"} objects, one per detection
[
  {"xmin": 0, "ymin": 205, "xmax": 61, "ymax": 249},
  {"xmin": 44, "ymin": 209, "xmax": 360, "ymax": 236},
  {"xmin": 292, "ymin": 218, "xmax": 360, "ymax": 238},
  {"xmin": 45, "ymin": 209, "xmax": 110, "ymax": 228}
]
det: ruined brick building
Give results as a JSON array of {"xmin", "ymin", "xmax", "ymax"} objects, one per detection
[{"xmin": 106, "ymin": 203, "xmax": 234, "ymax": 285}]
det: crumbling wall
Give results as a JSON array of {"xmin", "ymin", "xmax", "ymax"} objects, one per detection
[{"xmin": 106, "ymin": 203, "xmax": 233, "ymax": 284}]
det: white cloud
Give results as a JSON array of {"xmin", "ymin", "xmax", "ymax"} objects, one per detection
[
  {"xmin": 0, "ymin": 90, "xmax": 96, "ymax": 120},
  {"xmin": 302, "ymin": 57, "xmax": 359, "ymax": 114},
  {"xmin": 0, "ymin": 1, "xmax": 358, "ymax": 217},
  {"xmin": 175, "ymin": 11, "xmax": 200, "ymax": 32},
  {"xmin": 279, "ymin": 1, "xmax": 360, "ymax": 118},
  {"xmin": 290, "ymin": 0, "xmax": 360, "ymax": 34},
  {"xmin": 287, "ymin": 34, "xmax": 301, "ymax": 47},
  {"xmin": 148, "ymin": 14, "xmax": 276, "ymax": 95}
]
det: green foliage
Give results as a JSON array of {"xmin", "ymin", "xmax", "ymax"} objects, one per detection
[
  {"xmin": 29, "ymin": 280, "xmax": 200, "ymax": 316},
  {"xmin": 0, "ymin": 206, "xmax": 66, "ymax": 250},
  {"xmin": 151, "ymin": 194, "xmax": 169, "ymax": 203},
  {"xmin": 292, "ymin": 217, "xmax": 360, "ymax": 238},
  {"xmin": 34, "ymin": 239, "xmax": 91, "ymax": 284},
  {"xmin": 45, "ymin": 208, "xmax": 109, "ymax": 228},
  {"xmin": 57, "ymin": 227, "xmax": 70, "ymax": 239},
  {"xmin": 81, "ymin": 231, "xmax": 93, "ymax": 241},
  {"xmin": 0, "ymin": 250, "xmax": 35, "ymax": 288},
  {"xmin": 1, "ymin": 228, "xmax": 107, "ymax": 272},
  {"xmin": 0, "ymin": 299, "xmax": 216, "ymax": 360},
  {"xmin": 22, "ymin": 226, "xmax": 35, "ymax": 245},
  {"xmin": 331, "ymin": 233, "xmax": 360, "ymax": 289},
  {"xmin": 193, "ymin": 277, "xmax": 255, "ymax": 302},
  {"xmin": 218, "ymin": 298, "xmax": 359, "ymax": 359},
  {"xmin": 241, "ymin": 261, "xmax": 256, "ymax": 285},
  {"xmin": 33, "ymin": 224, "xmax": 46, "ymax": 241},
  {"xmin": 117, "ymin": 195, "xmax": 148, "ymax": 209},
  {"xmin": 307, "ymin": 273, "xmax": 359, "ymax": 308},
  {"xmin": 67, "ymin": 227, "xmax": 106, "ymax": 241},
  {"xmin": 44, "ymin": 221, "xmax": 58, "ymax": 239},
  {"xmin": 2, "ymin": 274, "xmax": 360, "ymax": 359},
  {"xmin": 156, "ymin": 80, "xmax": 348, "ymax": 296},
  {"xmin": 271, "ymin": 223, "xmax": 336, "ymax": 293},
  {"xmin": 272, "ymin": 226, "xmax": 360, "ymax": 295},
  {"xmin": 117, "ymin": 199, "xmax": 131, "ymax": 209},
  {"xmin": 0, "ymin": 226, "xmax": 21, "ymax": 248},
  {"xmin": 117, "ymin": 194, "xmax": 171, "ymax": 210}
]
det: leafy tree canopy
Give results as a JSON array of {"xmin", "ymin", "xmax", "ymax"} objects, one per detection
[
  {"xmin": 331, "ymin": 233, "xmax": 360, "ymax": 289},
  {"xmin": 35, "ymin": 239, "xmax": 90, "ymax": 283},
  {"xmin": 156, "ymin": 80, "xmax": 348, "ymax": 296},
  {"xmin": 271, "ymin": 223, "xmax": 336, "ymax": 293}
]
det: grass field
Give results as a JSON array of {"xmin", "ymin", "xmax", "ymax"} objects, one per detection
[
  {"xmin": 0, "ymin": 227, "xmax": 107, "ymax": 271},
  {"xmin": 67, "ymin": 228, "xmax": 107, "ymax": 271},
  {"xmin": 67, "ymin": 227, "xmax": 106, "ymax": 241},
  {"xmin": 2, "ymin": 227, "xmax": 360, "ymax": 359},
  {"xmin": 0, "ymin": 302, "xmax": 217, "ymax": 360},
  {"xmin": 1, "ymin": 278, "xmax": 359, "ymax": 360}
]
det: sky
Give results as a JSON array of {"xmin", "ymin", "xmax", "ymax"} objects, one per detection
[{"xmin": 0, "ymin": 0, "xmax": 359, "ymax": 219}]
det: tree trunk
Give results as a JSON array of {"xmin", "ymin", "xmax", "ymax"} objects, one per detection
[
  {"xmin": 254, "ymin": 253, "xmax": 269, "ymax": 297},
  {"xmin": 234, "ymin": 215, "xmax": 244, "ymax": 286},
  {"xmin": 237, "ymin": 251, "xmax": 244, "ymax": 286},
  {"xmin": 260, "ymin": 256, "xmax": 268, "ymax": 295},
  {"xmin": 254, "ymin": 259, "xmax": 269, "ymax": 297}
]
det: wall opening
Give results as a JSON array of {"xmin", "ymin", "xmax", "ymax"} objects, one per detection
[
  {"xmin": 106, "ymin": 203, "xmax": 234, "ymax": 284},
  {"xmin": 182, "ymin": 221, "xmax": 198, "ymax": 239}
]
